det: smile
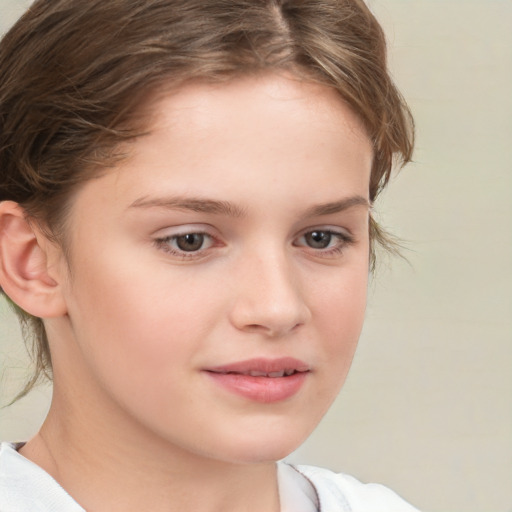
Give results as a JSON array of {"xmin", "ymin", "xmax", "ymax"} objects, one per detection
[
  {"xmin": 204, "ymin": 358, "xmax": 311, "ymax": 403},
  {"xmin": 209, "ymin": 368, "xmax": 305, "ymax": 377}
]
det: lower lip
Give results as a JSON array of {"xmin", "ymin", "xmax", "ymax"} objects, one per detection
[{"xmin": 205, "ymin": 371, "xmax": 308, "ymax": 403}]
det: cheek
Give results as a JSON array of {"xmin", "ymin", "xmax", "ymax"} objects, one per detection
[
  {"xmin": 311, "ymin": 257, "xmax": 368, "ymax": 326},
  {"xmin": 309, "ymin": 260, "xmax": 368, "ymax": 378},
  {"xmin": 64, "ymin": 252, "xmax": 215, "ymax": 390}
]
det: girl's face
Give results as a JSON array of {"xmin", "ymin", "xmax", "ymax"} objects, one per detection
[{"xmin": 51, "ymin": 73, "xmax": 373, "ymax": 463}]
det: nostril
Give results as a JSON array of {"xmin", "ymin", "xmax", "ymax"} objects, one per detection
[{"xmin": 228, "ymin": 270, "xmax": 311, "ymax": 336}]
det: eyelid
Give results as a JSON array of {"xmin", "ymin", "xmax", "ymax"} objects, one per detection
[
  {"xmin": 152, "ymin": 223, "xmax": 217, "ymax": 238},
  {"xmin": 295, "ymin": 225, "xmax": 354, "ymax": 242},
  {"xmin": 153, "ymin": 224, "xmax": 222, "ymax": 260},
  {"xmin": 152, "ymin": 224, "xmax": 356, "ymax": 261},
  {"xmin": 293, "ymin": 226, "xmax": 355, "ymax": 256}
]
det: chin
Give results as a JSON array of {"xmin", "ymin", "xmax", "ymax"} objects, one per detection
[
  {"xmin": 204, "ymin": 422, "xmax": 315, "ymax": 465},
  {"xmin": 210, "ymin": 443, "xmax": 298, "ymax": 465}
]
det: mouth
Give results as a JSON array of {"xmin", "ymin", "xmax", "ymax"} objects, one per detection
[
  {"xmin": 205, "ymin": 357, "xmax": 311, "ymax": 377},
  {"xmin": 203, "ymin": 358, "xmax": 311, "ymax": 403},
  {"xmin": 207, "ymin": 368, "xmax": 307, "ymax": 378}
]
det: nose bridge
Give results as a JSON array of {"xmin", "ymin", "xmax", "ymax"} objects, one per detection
[{"xmin": 230, "ymin": 244, "xmax": 310, "ymax": 336}]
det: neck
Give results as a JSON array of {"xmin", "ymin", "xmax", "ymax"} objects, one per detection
[{"xmin": 20, "ymin": 384, "xmax": 280, "ymax": 512}]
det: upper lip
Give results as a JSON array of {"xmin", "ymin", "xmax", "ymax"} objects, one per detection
[{"xmin": 205, "ymin": 357, "xmax": 311, "ymax": 378}]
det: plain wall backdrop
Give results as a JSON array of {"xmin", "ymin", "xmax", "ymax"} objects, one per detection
[{"xmin": 0, "ymin": 1, "xmax": 511, "ymax": 511}]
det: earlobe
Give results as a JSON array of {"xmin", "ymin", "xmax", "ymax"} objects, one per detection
[{"xmin": 0, "ymin": 201, "xmax": 67, "ymax": 318}]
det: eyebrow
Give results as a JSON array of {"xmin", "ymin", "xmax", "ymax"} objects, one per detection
[
  {"xmin": 128, "ymin": 194, "xmax": 370, "ymax": 218},
  {"xmin": 302, "ymin": 195, "xmax": 370, "ymax": 218},
  {"xmin": 129, "ymin": 196, "xmax": 247, "ymax": 217}
]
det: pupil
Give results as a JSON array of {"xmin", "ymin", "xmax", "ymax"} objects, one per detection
[
  {"xmin": 176, "ymin": 234, "xmax": 204, "ymax": 252},
  {"xmin": 307, "ymin": 231, "xmax": 331, "ymax": 249}
]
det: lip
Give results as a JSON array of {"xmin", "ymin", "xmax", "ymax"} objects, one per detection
[{"xmin": 203, "ymin": 357, "xmax": 311, "ymax": 403}]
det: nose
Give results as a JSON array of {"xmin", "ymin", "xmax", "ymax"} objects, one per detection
[{"xmin": 228, "ymin": 251, "xmax": 311, "ymax": 338}]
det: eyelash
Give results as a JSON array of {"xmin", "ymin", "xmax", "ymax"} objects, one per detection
[
  {"xmin": 154, "ymin": 231, "xmax": 217, "ymax": 260},
  {"xmin": 154, "ymin": 228, "xmax": 355, "ymax": 261},
  {"xmin": 293, "ymin": 229, "xmax": 355, "ymax": 257}
]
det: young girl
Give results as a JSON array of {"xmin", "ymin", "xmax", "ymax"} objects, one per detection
[{"xmin": 0, "ymin": 0, "xmax": 417, "ymax": 510}]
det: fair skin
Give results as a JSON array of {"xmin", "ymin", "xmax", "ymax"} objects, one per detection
[{"xmin": 0, "ymin": 73, "xmax": 373, "ymax": 512}]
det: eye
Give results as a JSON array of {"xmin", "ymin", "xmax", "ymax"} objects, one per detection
[
  {"xmin": 294, "ymin": 228, "xmax": 354, "ymax": 255},
  {"xmin": 174, "ymin": 233, "xmax": 208, "ymax": 252},
  {"xmin": 154, "ymin": 231, "xmax": 215, "ymax": 258},
  {"xmin": 303, "ymin": 230, "xmax": 335, "ymax": 249}
]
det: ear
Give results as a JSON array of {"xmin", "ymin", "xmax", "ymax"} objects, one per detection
[{"xmin": 0, "ymin": 201, "xmax": 67, "ymax": 318}]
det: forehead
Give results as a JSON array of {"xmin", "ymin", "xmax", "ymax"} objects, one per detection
[
  {"xmin": 126, "ymin": 72, "xmax": 372, "ymax": 182},
  {"xmin": 69, "ymin": 73, "xmax": 373, "ymax": 224},
  {"xmin": 144, "ymin": 72, "xmax": 370, "ymax": 147}
]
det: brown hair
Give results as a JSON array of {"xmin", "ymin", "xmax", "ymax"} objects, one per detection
[{"xmin": 0, "ymin": 0, "xmax": 414, "ymax": 400}]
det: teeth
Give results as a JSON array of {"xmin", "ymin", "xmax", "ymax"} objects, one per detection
[
  {"xmin": 248, "ymin": 370, "xmax": 267, "ymax": 377},
  {"xmin": 246, "ymin": 370, "xmax": 288, "ymax": 377},
  {"xmin": 212, "ymin": 368, "xmax": 304, "ymax": 377},
  {"xmin": 268, "ymin": 371, "xmax": 285, "ymax": 378}
]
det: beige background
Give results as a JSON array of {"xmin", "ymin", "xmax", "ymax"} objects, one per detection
[{"xmin": 1, "ymin": 1, "xmax": 511, "ymax": 511}]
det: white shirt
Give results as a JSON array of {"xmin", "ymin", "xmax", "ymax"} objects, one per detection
[{"xmin": 0, "ymin": 442, "xmax": 419, "ymax": 511}]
